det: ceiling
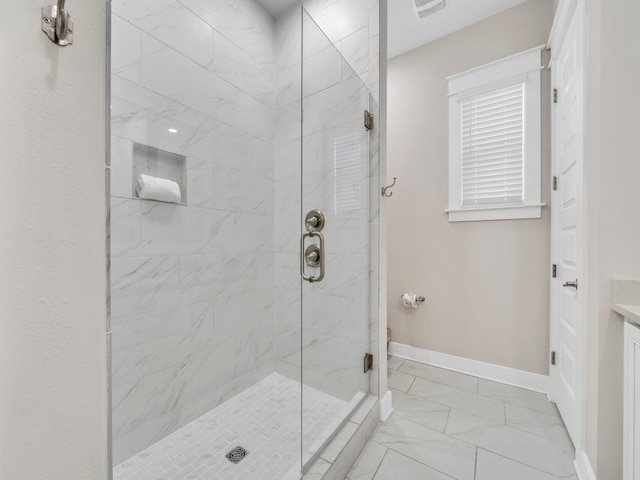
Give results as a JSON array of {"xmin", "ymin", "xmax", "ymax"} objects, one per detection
[{"xmin": 388, "ymin": 0, "xmax": 530, "ymax": 58}]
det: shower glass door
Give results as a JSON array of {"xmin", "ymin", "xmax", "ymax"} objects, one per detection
[{"xmin": 300, "ymin": 8, "xmax": 375, "ymax": 467}]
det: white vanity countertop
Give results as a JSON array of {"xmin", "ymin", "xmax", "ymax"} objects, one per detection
[
  {"xmin": 612, "ymin": 279, "xmax": 640, "ymax": 326},
  {"xmin": 613, "ymin": 304, "xmax": 640, "ymax": 326}
]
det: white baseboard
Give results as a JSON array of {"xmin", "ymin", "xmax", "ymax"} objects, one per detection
[
  {"xmin": 388, "ymin": 342, "xmax": 550, "ymax": 395},
  {"xmin": 574, "ymin": 450, "xmax": 597, "ymax": 480},
  {"xmin": 380, "ymin": 390, "xmax": 393, "ymax": 421}
]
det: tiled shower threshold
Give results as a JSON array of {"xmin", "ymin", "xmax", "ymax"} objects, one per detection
[{"xmin": 113, "ymin": 373, "xmax": 366, "ymax": 480}]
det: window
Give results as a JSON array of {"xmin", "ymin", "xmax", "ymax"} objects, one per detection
[{"xmin": 447, "ymin": 46, "xmax": 544, "ymax": 222}]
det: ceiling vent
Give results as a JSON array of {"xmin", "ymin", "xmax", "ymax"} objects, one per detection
[{"xmin": 414, "ymin": 0, "xmax": 447, "ymax": 18}]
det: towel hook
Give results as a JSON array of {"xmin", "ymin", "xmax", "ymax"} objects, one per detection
[
  {"xmin": 382, "ymin": 178, "xmax": 397, "ymax": 197},
  {"xmin": 42, "ymin": 0, "xmax": 74, "ymax": 46}
]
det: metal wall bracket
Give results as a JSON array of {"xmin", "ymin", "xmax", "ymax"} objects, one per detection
[
  {"xmin": 364, "ymin": 110, "xmax": 374, "ymax": 131},
  {"xmin": 364, "ymin": 353, "xmax": 373, "ymax": 373},
  {"xmin": 42, "ymin": 0, "xmax": 73, "ymax": 46}
]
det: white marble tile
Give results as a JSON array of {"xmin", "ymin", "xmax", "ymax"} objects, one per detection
[
  {"xmin": 368, "ymin": 0, "xmax": 379, "ymax": 38},
  {"xmin": 320, "ymin": 421, "xmax": 359, "ymax": 464},
  {"xmin": 276, "ymin": 101, "xmax": 302, "ymax": 145},
  {"xmin": 303, "ymin": 294, "xmax": 368, "ymax": 344},
  {"xmin": 276, "ymin": 6, "xmax": 302, "ymax": 71},
  {"xmin": 111, "ymin": 14, "xmax": 143, "ymax": 83},
  {"xmin": 373, "ymin": 416, "xmax": 476, "ymax": 480},
  {"xmin": 346, "ymin": 440, "xmax": 386, "ymax": 480},
  {"xmin": 210, "ymin": 164, "xmax": 274, "ymax": 215},
  {"xmin": 303, "ymin": 45, "xmax": 343, "ymax": 98},
  {"xmin": 505, "ymin": 403, "xmax": 573, "ymax": 448},
  {"xmin": 277, "ymin": 61, "xmax": 302, "ymax": 109},
  {"xmin": 179, "ymin": 0, "xmax": 276, "ymax": 73},
  {"xmin": 340, "ymin": 27, "xmax": 369, "ymax": 78},
  {"xmin": 387, "ymin": 370, "xmax": 415, "ymax": 393},
  {"xmin": 310, "ymin": 253, "xmax": 369, "ymax": 299},
  {"xmin": 303, "ymin": 0, "xmax": 369, "ymax": 45},
  {"xmin": 214, "ymin": 291, "xmax": 274, "ymax": 340},
  {"xmin": 110, "ymin": 137, "xmax": 134, "ymax": 198},
  {"xmin": 235, "ymin": 91, "xmax": 275, "ymax": 141},
  {"xmin": 409, "ymin": 377, "xmax": 506, "ymax": 424},
  {"xmin": 139, "ymin": 38, "xmax": 238, "ymax": 126},
  {"xmin": 123, "ymin": 0, "xmax": 216, "ymax": 70},
  {"xmin": 367, "ymin": 34, "xmax": 380, "ymax": 94},
  {"xmin": 275, "ymin": 252, "xmax": 300, "ymax": 290},
  {"xmin": 399, "ymin": 361, "xmax": 479, "ymax": 393},
  {"xmin": 110, "ymin": 198, "xmax": 141, "ymax": 257},
  {"xmin": 213, "ymin": 31, "xmax": 275, "ymax": 108},
  {"xmin": 387, "ymin": 355, "xmax": 404, "ymax": 371},
  {"xmin": 372, "ymin": 449, "xmax": 456, "ymax": 480},
  {"xmin": 111, "ymin": 256, "xmax": 181, "ymax": 318},
  {"xmin": 303, "ymin": 76, "xmax": 369, "ymax": 136},
  {"xmin": 179, "ymin": 254, "xmax": 257, "ymax": 304},
  {"xmin": 475, "ymin": 449, "xmax": 577, "ymax": 480},
  {"xmin": 477, "ymin": 379, "xmax": 560, "ymax": 416},
  {"xmin": 445, "ymin": 409, "xmax": 576, "ymax": 478},
  {"xmin": 390, "ymin": 390, "xmax": 451, "ymax": 432}
]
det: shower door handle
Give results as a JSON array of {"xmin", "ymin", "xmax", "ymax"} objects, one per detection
[{"xmin": 301, "ymin": 231, "xmax": 325, "ymax": 283}]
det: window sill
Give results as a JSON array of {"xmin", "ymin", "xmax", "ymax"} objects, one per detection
[{"xmin": 446, "ymin": 203, "xmax": 545, "ymax": 222}]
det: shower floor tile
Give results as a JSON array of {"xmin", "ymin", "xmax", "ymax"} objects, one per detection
[{"xmin": 114, "ymin": 373, "xmax": 359, "ymax": 480}]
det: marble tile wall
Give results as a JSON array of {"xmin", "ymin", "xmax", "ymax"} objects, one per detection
[
  {"xmin": 303, "ymin": 0, "xmax": 380, "ymax": 103},
  {"xmin": 110, "ymin": 0, "xmax": 277, "ymax": 464}
]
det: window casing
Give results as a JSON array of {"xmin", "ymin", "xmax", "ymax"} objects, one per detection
[{"xmin": 447, "ymin": 46, "xmax": 544, "ymax": 222}]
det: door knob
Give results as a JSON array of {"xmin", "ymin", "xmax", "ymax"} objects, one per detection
[{"xmin": 563, "ymin": 279, "xmax": 578, "ymax": 290}]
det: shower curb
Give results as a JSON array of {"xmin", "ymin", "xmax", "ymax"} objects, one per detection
[{"xmin": 305, "ymin": 396, "xmax": 380, "ymax": 479}]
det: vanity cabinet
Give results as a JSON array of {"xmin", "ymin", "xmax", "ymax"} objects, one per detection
[{"xmin": 624, "ymin": 321, "xmax": 640, "ymax": 480}]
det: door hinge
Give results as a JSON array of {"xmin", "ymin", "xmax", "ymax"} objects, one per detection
[
  {"xmin": 553, "ymin": 88, "xmax": 558, "ymax": 104},
  {"xmin": 551, "ymin": 351, "xmax": 557, "ymax": 366},
  {"xmin": 364, "ymin": 353, "xmax": 374, "ymax": 373},
  {"xmin": 552, "ymin": 264, "xmax": 557, "ymax": 278},
  {"xmin": 364, "ymin": 110, "xmax": 374, "ymax": 131},
  {"xmin": 553, "ymin": 176, "xmax": 558, "ymax": 191}
]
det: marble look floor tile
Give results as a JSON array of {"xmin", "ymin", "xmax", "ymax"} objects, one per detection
[
  {"xmin": 475, "ymin": 449, "xmax": 578, "ymax": 480},
  {"xmin": 387, "ymin": 370, "xmax": 415, "ymax": 392},
  {"xmin": 373, "ymin": 416, "xmax": 476, "ymax": 480},
  {"xmin": 387, "ymin": 355, "xmax": 404, "ymax": 371},
  {"xmin": 346, "ymin": 441, "xmax": 387, "ymax": 480},
  {"xmin": 409, "ymin": 377, "xmax": 505, "ymax": 424},
  {"xmin": 445, "ymin": 410, "xmax": 576, "ymax": 478},
  {"xmin": 399, "ymin": 361, "xmax": 479, "ymax": 393},
  {"xmin": 477, "ymin": 379, "xmax": 558, "ymax": 416},
  {"xmin": 391, "ymin": 390, "xmax": 451, "ymax": 432},
  {"xmin": 372, "ymin": 450, "xmax": 456, "ymax": 480},
  {"xmin": 505, "ymin": 403, "xmax": 573, "ymax": 448}
]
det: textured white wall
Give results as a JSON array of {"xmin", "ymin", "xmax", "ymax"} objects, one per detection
[
  {"xmin": 0, "ymin": 1, "xmax": 108, "ymax": 479},
  {"xmin": 386, "ymin": 0, "xmax": 554, "ymax": 375}
]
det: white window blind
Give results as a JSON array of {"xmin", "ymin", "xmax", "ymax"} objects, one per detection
[
  {"xmin": 334, "ymin": 132, "xmax": 362, "ymax": 213},
  {"xmin": 460, "ymin": 83, "xmax": 525, "ymax": 207}
]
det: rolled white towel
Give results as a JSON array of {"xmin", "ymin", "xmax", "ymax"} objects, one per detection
[
  {"xmin": 401, "ymin": 293, "xmax": 418, "ymax": 308},
  {"xmin": 135, "ymin": 174, "xmax": 182, "ymax": 204}
]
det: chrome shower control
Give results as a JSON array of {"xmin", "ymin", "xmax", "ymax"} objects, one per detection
[
  {"xmin": 305, "ymin": 210, "xmax": 325, "ymax": 232},
  {"xmin": 305, "ymin": 245, "xmax": 321, "ymax": 267}
]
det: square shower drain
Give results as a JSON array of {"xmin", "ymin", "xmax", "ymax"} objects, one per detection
[{"xmin": 226, "ymin": 446, "xmax": 248, "ymax": 464}]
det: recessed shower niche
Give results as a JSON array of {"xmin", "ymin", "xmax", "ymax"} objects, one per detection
[{"xmin": 131, "ymin": 143, "xmax": 187, "ymax": 204}]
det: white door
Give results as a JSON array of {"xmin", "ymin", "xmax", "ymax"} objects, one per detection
[{"xmin": 549, "ymin": 0, "xmax": 585, "ymax": 447}]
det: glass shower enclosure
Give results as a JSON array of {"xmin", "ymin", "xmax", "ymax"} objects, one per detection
[{"xmin": 109, "ymin": 0, "xmax": 379, "ymax": 478}]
